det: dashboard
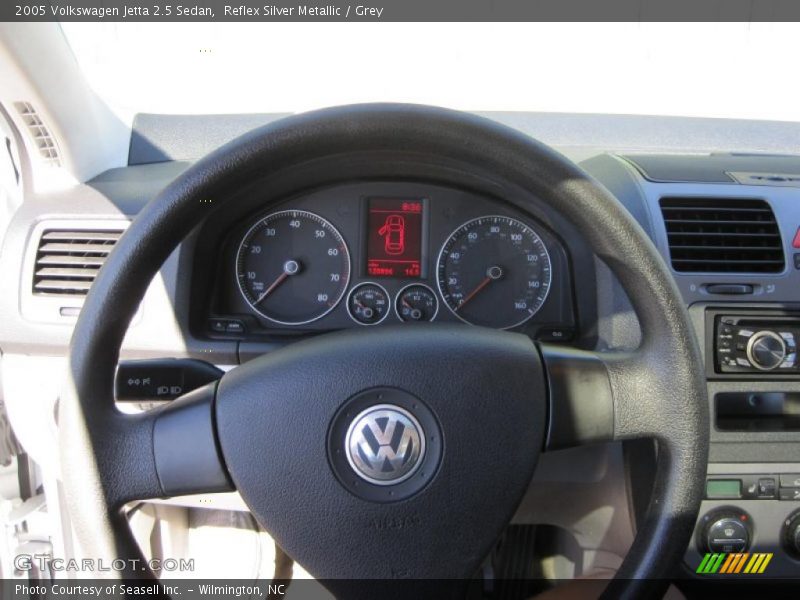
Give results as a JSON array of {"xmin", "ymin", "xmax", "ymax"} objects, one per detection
[
  {"xmin": 195, "ymin": 181, "xmax": 577, "ymax": 341},
  {"xmin": 5, "ymin": 110, "xmax": 800, "ymax": 584}
]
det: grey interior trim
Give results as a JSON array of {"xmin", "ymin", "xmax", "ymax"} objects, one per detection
[
  {"xmin": 621, "ymin": 153, "xmax": 800, "ymax": 184},
  {"xmin": 611, "ymin": 160, "xmax": 800, "ymax": 306}
]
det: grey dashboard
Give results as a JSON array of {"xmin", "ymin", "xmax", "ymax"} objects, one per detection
[{"xmin": 2, "ymin": 111, "xmax": 800, "ymax": 580}]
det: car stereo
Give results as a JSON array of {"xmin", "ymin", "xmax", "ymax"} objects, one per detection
[{"xmin": 715, "ymin": 314, "xmax": 799, "ymax": 374}]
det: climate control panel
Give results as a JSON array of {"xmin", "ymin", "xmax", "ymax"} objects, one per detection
[
  {"xmin": 715, "ymin": 315, "xmax": 799, "ymax": 374},
  {"xmin": 686, "ymin": 469, "xmax": 800, "ymax": 578}
]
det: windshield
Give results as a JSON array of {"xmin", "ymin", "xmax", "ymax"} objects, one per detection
[{"xmin": 63, "ymin": 22, "xmax": 800, "ymax": 122}]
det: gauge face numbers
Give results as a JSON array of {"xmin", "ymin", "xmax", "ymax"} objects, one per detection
[
  {"xmin": 437, "ymin": 216, "xmax": 552, "ymax": 329},
  {"xmin": 396, "ymin": 284, "xmax": 438, "ymax": 322},
  {"xmin": 347, "ymin": 283, "xmax": 390, "ymax": 325},
  {"xmin": 236, "ymin": 210, "xmax": 350, "ymax": 325}
]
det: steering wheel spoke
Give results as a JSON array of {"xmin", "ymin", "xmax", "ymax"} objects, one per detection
[
  {"xmin": 541, "ymin": 343, "xmax": 690, "ymax": 451},
  {"xmin": 151, "ymin": 382, "xmax": 233, "ymax": 498},
  {"xmin": 63, "ymin": 380, "xmax": 233, "ymax": 511},
  {"xmin": 540, "ymin": 343, "xmax": 617, "ymax": 450}
]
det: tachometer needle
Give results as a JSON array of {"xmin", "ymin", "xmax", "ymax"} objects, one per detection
[
  {"xmin": 455, "ymin": 266, "xmax": 503, "ymax": 312},
  {"xmin": 254, "ymin": 260, "xmax": 300, "ymax": 305}
]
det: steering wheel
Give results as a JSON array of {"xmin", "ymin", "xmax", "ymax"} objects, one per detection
[{"xmin": 61, "ymin": 105, "xmax": 708, "ymax": 599}]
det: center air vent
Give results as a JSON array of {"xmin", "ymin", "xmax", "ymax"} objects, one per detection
[
  {"xmin": 33, "ymin": 229, "xmax": 122, "ymax": 295},
  {"xmin": 660, "ymin": 198, "xmax": 785, "ymax": 273}
]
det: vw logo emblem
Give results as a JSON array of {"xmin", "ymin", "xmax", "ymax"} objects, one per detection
[{"xmin": 345, "ymin": 404, "xmax": 425, "ymax": 485}]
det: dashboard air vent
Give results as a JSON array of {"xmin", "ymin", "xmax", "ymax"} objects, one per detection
[
  {"xmin": 32, "ymin": 229, "xmax": 122, "ymax": 295},
  {"xmin": 660, "ymin": 198, "xmax": 785, "ymax": 273},
  {"xmin": 14, "ymin": 102, "xmax": 61, "ymax": 167}
]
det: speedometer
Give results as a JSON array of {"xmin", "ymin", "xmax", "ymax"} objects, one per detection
[
  {"xmin": 436, "ymin": 215, "xmax": 552, "ymax": 329},
  {"xmin": 236, "ymin": 210, "xmax": 350, "ymax": 325}
]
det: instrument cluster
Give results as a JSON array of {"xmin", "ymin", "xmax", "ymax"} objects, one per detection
[{"xmin": 205, "ymin": 181, "xmax": 577, "ymax": 340}]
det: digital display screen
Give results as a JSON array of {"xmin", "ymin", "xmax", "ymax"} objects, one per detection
[
  {"xmin": 706, "ymin": 479, "xmax": 741, "ymax": 499},
  {"xmin": 366, "ymin": 198, "xmax": 424, "ymax": 278}
]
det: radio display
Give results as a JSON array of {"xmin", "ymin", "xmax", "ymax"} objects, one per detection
[{"xmin": 366, "ymin": 198, "xmax": 424, "ymax": 278}]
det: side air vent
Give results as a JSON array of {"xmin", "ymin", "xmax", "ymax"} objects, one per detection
[
  {"xmin": 14, "ymin": 101, "xmax": 61, "ymax": 166},
  {"xmin": 32, "ymin": 230, "xmax": 122, "ymax": 295},
  {"xmin": 660, "ymin": 198, "xmax": 785, "ymax": 273}
]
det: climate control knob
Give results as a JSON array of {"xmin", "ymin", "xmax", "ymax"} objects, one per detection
[
  {"xmin": 746, "ymin": 331, "xmax": 787, "ymax": 371},
  {"xmin": 782, "ymin": 510, "xmax": 800, "ymax": 559},
  {"xmin": 698, "ymin": 508, "xmax": 751, "ymax": 554}
]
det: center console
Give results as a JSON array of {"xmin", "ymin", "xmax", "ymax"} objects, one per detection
[
  {"xmin": 684, "ymin": 306, "xmax": 800, "ymax": 577},
  {"xmin": 585, "ymin": 152, "xmax": 800, "ymax": 581}
]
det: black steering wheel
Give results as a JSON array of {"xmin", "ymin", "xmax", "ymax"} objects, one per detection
[{"xmin": 61, "ymin": 104, "xmax": 708, "ymax": 599}]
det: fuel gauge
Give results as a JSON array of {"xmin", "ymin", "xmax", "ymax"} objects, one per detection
[
  {"xmin": 347, "ymin": 283, "xmax": 390, "ymax": 325},
  {"xmin": 396, "ymin": 284, "xmax": 439, "ymax": 322}
]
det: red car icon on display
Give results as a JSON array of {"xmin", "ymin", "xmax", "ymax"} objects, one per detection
[{"xmin": 379, "ymin": 214, "xmax": 405, "ymax": 255}]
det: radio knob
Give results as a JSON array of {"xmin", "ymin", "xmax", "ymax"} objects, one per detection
[{"xmin": 746, "ymin": 331, "xmax": 787, "ymax": 371}]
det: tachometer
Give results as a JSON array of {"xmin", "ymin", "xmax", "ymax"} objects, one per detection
[
  {"xmin": 436, "ymin": 215, "xmax": 552, "ymax": 329},
  {"xmin": 236, "ymin": 210, "xmax": 350, "ymax": 325}
]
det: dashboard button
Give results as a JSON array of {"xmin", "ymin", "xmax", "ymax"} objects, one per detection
[
  {"xmin": 707, "ymin": 479, "xmax": 741, "ymax": 499},
  {"xmin": 757, "ymin": 478, "xmax": 776, "ymax": 498},
  {"xmin": 780, "ymin": 474, "xmax": 800, "ymax": 488},
  {"xmin": 779, "ymin": 488, "xmax": 800, "ymax": 501},
  {"xmin": 225, "ymin": 320, "xmax": 245, "ymax": 334},
  {"xmin": 209, "ymin": 318, "xmax": 227, "ymax": 332}
]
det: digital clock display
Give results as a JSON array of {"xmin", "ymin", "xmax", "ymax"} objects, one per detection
[{"xmin": 366, "ymin": 198, "xmax": 424, "ymax": 278}]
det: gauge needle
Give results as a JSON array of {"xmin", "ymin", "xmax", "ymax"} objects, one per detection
[
  {"xmin": 255, "ymin": 260, "xmax": 300, "ymax": 305},
  {"xmin": 456, "ymin": 266, "xmax": 503, "ymax": 312},
  {"xmin": 456, "ymin": 277, "xmax": 491, "ymax": 312},
  {"xmin": 352, "ymin": 297, "xmax": 375, "ymax": 319}
]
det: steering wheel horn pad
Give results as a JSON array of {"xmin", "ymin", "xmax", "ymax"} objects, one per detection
[{"xmin": 216, "ymin": 325, "xmax": 545, "ymax": 579}]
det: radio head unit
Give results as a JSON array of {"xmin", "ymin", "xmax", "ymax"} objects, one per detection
[{"xmin": 716, "ymin": 314, "xmax": 798, "ymax": 374}]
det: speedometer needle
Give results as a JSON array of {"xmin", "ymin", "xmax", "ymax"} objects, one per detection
[
  {"xmin": 255, "ymin": 260, "xmax": 300, "ymax": 305},
  {"xmin": 455, "ymin": 266, "xmax": 503, "ymax": 312}
]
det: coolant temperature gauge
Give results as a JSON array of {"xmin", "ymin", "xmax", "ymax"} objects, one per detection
[
  {"xmin": 347, "ymin": 283, "xmax": 390, "ymax": 325},
  {"xmin": 396, "ymin": 284, "xmax": 439, "ymax": 322}
]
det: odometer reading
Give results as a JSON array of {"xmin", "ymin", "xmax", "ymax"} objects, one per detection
[
  {"xmin": 236, "ymin": 210, "xmax": 350, "ymax": 325},
  {"xmin": 437, "ymin": 216, "xmax": 552, "ymax": 329}
]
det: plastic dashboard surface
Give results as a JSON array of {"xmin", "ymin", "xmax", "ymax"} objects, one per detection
[{"xmin": 193, "ymin": 181, "xmax": 577, "ymax": 340}]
